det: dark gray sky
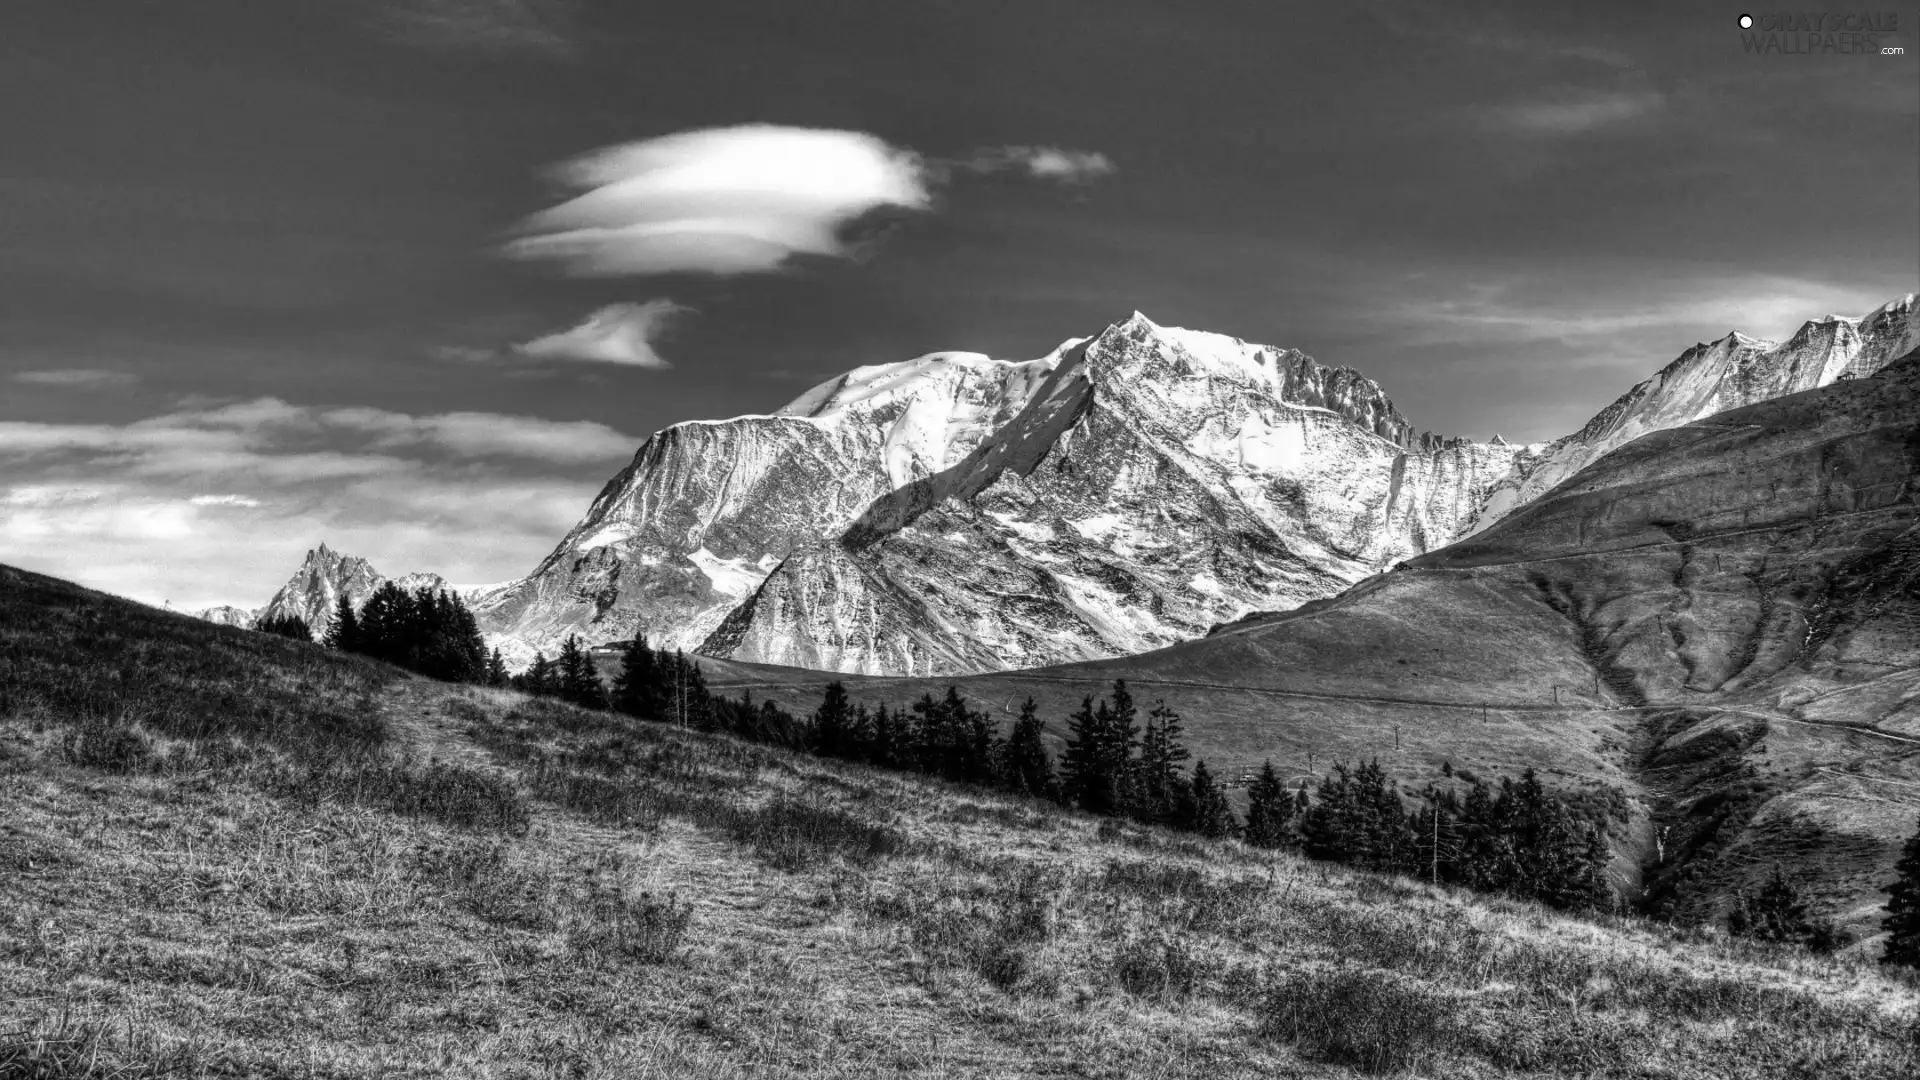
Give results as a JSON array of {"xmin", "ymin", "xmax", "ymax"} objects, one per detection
[{"xmin": 2, "ymin": 0, "xmax": 1915, "ymax": 607}]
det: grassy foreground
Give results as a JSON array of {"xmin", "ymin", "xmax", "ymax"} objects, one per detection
[{"xmin": 3, "ymin": 564, "xmax": 1920, "ymax": 1078}]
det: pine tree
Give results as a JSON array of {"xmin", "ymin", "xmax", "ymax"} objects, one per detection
[
  {"xmin": 521, "ymin": 651, "xmax": 554, "ymax": 697},
  {"xmin": 1243, "ymin": 760, "xmax": 1294, "ymax": 849},
  {"xmin": 997, "ymin": 698, "xmax": 1057, "ymax": 800},
  {"xmin": 323, "ymin": 594, "xmax": 360, "ymax": 652},
  {"xmin": 1185, "ymin": 760, "xmax": 1236, "ymax": 838},
  {"xmin": 256, "ymin": 613, "xmax": 312, "ymax": 642},
  {"xmin": 1133, "ymin": 700, "xmax": 1192, "ymax": 824},
  {"xmin": 1729, "ymin": 864, "xmax": 1818, "ymax": 944},
  {"xmin": 485, "ymin": 648, "xmax": 508, "ymax": 687},
  {"xmin": 1060, "ymin": 695, "xmax": 1105, "ymax": 811},
  {"xmin": 868, "ymin": 702, "xmax": 903, "ymax": 769},
  {"xmin": 952, "ymin": 688, "xmax": 996, "ymax": 784},
  {"xmin": 1883, "ymin": 816, "xmax": 1920, "ymax": 967},
  {"xmin": 811, "ymin": 681, "xmax": 855, "ymax": 759},
  {"xmin": 612, "ymin": 634, "xmax": 658, "ymax": 719},
  {"xmin": 555, "ymin": 635, "xmax": 604, "ymax": 709}
]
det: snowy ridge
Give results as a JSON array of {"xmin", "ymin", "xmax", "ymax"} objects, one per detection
[{"xmin": 461, "ymin": 295, "xmax": 1915, "ymax": 674}]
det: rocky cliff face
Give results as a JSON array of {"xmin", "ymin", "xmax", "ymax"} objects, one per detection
[
  {"xmin": 472, "ymin": 346, "xmax": 1079, "ymax": 666},
  {"xmin": 476, "ymin": 295, "xmax": 1914, "ymax": 674},
  {"xmin": 255, "ymin": 544, "xmax": 387, "ymax": 635},
  {"xmin": 252, "ymin": 547, "xmax": 463, "ymax": 637}
]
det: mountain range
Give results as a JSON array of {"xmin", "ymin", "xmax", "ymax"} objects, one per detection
[
  {"xmin": 702, "ymin": 347, "xmax": 1920, "ymax": 936},
  {"xmin": 224, "ymin": 296, "xmax": 1915, "ymax": 676}
]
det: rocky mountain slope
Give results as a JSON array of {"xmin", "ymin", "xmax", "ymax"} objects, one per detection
[
  {"xmin": 250, "ymin": 543, "xmax": 462, "ymax": 636},
  {"xmin": 706, "ymin": 297, "xmax": 1915, "ymax": 674},
  {"xmin": 707, "ymin": 350, "xmax": 1920, "ymax": 936}
]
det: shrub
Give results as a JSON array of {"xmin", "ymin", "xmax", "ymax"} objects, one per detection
[
  {"xmin": 570, "ymin": 888, "xmax": 693, "ymax": 965},
  {"xmin": 731, "ymin": 796, "xmax": 904, "ymax": 872},
  {"xmin": 277, "ymin": 759, "xmax": 531, "ymax": 834},
  {"xmin": 1112, "ymin": 935, "xmax": 1204, "ymax": 1002},
  {"xmin": 1259, "ymin": 967, "xmax": 1455, "ymax": 1075},
  {"xmin": 411, "ymin": 838, "xmax": 552, "ymax": 928},
  {"xmin": 60, "ymin": 720, "xmax": 155, "ymax": 774}
]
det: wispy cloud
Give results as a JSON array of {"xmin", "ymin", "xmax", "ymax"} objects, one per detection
[
  {"xmin": 188, "ymin": 494, "xmax": 263, "ymax": 508},
  {"xmin": 953, "ymin": 146, "xmax": 1116, "ymax": 184},
  {"xmin": 1476, "ymin": 87, "xmax": 1665, "ymax": 135},
  {"xmin": 513, "ymin": 300, "xmax": 689, "ymax": 368},
  {"xmin": 11, "ymin": 369, "xmax": 138, "ymax": 389},
  {"xmin": 505, "ymin": 125, "xmax": 932, "ymax": 277},
  {"xmin": 376, "ymin": 0, "xmax": 579, "ymax": 58}
]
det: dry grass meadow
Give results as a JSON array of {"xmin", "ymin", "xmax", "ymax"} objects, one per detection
[{"xmin": 4, "ymin": 562, "xmax": 1920, "ymax": 1078}]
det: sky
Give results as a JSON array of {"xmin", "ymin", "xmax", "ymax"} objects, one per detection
[{"xmin": 2, "ymin": 0, "xmax": 1916, "ymax": 609}]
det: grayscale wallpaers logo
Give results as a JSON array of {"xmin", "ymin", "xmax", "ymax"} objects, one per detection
[{"xmin": 1738, "ymin": 12, "xmax": 1906, "ymax": 54}]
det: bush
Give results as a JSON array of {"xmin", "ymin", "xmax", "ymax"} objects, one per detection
[
  {"xmin": 731, "ymin": 796, "xmax": 904, "ymax": 872},
  {"xmin": 1259, "ymin": 967, "xmax": 1455, "ymax": 1075},
  {"xmin": 278, "ymin": 759, "xmax": 531, "ymax": 834},
  {"xmin": 411, "ymin": 838, "xmax": 552, "ymax": 928},
  {"xmin": 60, "ymin": 720, "xmax": 155, "ymax": 774},
  {"xmin": 570, "ymin": 888, "xmax": 693, "ymax": 965},
  {"xmin": 1112, "ymin": 935, "xmax": 1204, "ymax": 1002}
]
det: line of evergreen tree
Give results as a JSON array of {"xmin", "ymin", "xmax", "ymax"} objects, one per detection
[
  {"xmin": 321, "ymin": 583, "xmax": 488, "ymax": 683},
  {"xmin": 574, "ymin": 640, "xmax": 1626, "ymax": 916},
  {"xmin": 255, "ymin": 613, "xmax": 312, "ymax": 642},
  {"xmin": 1296, "ymin": 759, "xmax": 1613, "ymax": 913}
]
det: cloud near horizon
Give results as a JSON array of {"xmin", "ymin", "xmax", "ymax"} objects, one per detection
[
  {"xmin": 513, "ymin": 299, "xmax": 689, "ymax": 368},
  {"xmin": 0, "ymin": 397, "xmax": 640, "ymax": 609},
  {"xmin": 11, "ymin": 369, "xmax": 139, "ymax": 389}
]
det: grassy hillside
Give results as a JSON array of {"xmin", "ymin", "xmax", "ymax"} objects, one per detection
[
  {"xmin": 701, "ymin": 357, "xmax": 1920, "ymax": 937},
  {"xmin": 5, "ymin": 563, "xmax": 1920, "ymax": 1078}
]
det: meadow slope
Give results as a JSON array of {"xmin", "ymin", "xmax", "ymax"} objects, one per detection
[{"xmin": 4, "ymin": 563, "xmax": 1920, "ymax": 1078}]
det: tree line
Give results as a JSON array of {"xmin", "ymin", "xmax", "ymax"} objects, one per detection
[
  {"xmin": 315, "ymin": 619, "xmax": 1920, "ymax": 966},
  {"xmin": 560, "ymin": 638, "xmax": 1619, "ymax": 914},
  {"xmin": 321, "ymin": 583, "xmax": 503, "ymax": 684}
]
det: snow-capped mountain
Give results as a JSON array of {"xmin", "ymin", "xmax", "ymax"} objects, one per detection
[
  {"xmin": 191, "ymin": 605, "xmax": 255, "ymax": 628},
  {"xmin": 469, "ymin": 295, "xmax": 1912, "ymax": 674},
  {"xmin": 472, "ymin": 343, "xmax": 1081, "ymax": 666}
]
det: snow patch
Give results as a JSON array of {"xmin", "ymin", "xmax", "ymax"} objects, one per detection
[{"xmin": 686, "ymin": 547, "xmax": 775, "ymax": 599}]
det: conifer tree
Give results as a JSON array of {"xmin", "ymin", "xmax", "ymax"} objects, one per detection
[
  {"xmin": 953, "ymin": 688, "xmax": 996, "ymax": 784},
  {"xmin": 257, "ymin": 613, "xmax": 312, "ymax": 642},
  {"xmin": 1729, "ymin": 864, "xmax": 1818, "ymax": 944},
  {"xmin": 1243, "ymin": 760, "xmax": 1294, "ymax": 849},
  {"xmin": 1060, "ymin": 694, "xmax": 1105, "ymax": 811},
  {"xmin": 521, "ymin": 651, "xmax": 554, "ymax": 697},
  {"xmin": 868, "ymin": 702, "xmax": 903, "ymax": 769},
  {"xmin": 323, "ymin": 593, "xmax": 360, "ymax": 652},
  {"xmin": 1881, "ymin": 816, "xmax": 1920, "ymax": 967},
  {"xmin": 998, "ymin": 698, "xmax": 1057, "ymax": 800},
  {"xmin": 1186, "ymin": 759, "xmax": 1236, "ymax": 838},
  {"xmin": 811, "ymin": 681, "xmax": 855, "ymax": 759},
  {"xmin": 485, "ymin": 648, "xmax": 508, "ymax": 687},
  {"xmin": 611, "ymin": 634, "xmax": 657, "ymax": 719},
  {"xmin": 555, "ymin": 635, "xmax": 605, "ymax": 709},
  {"xmin": 1134, "ymin": 700, "xmax": 1192, "ymax": 824}
]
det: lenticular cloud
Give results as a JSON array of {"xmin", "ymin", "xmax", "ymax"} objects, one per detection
[{"xmin": 505, "ymin": 124, "xmax": 932, "ymax": 276}]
